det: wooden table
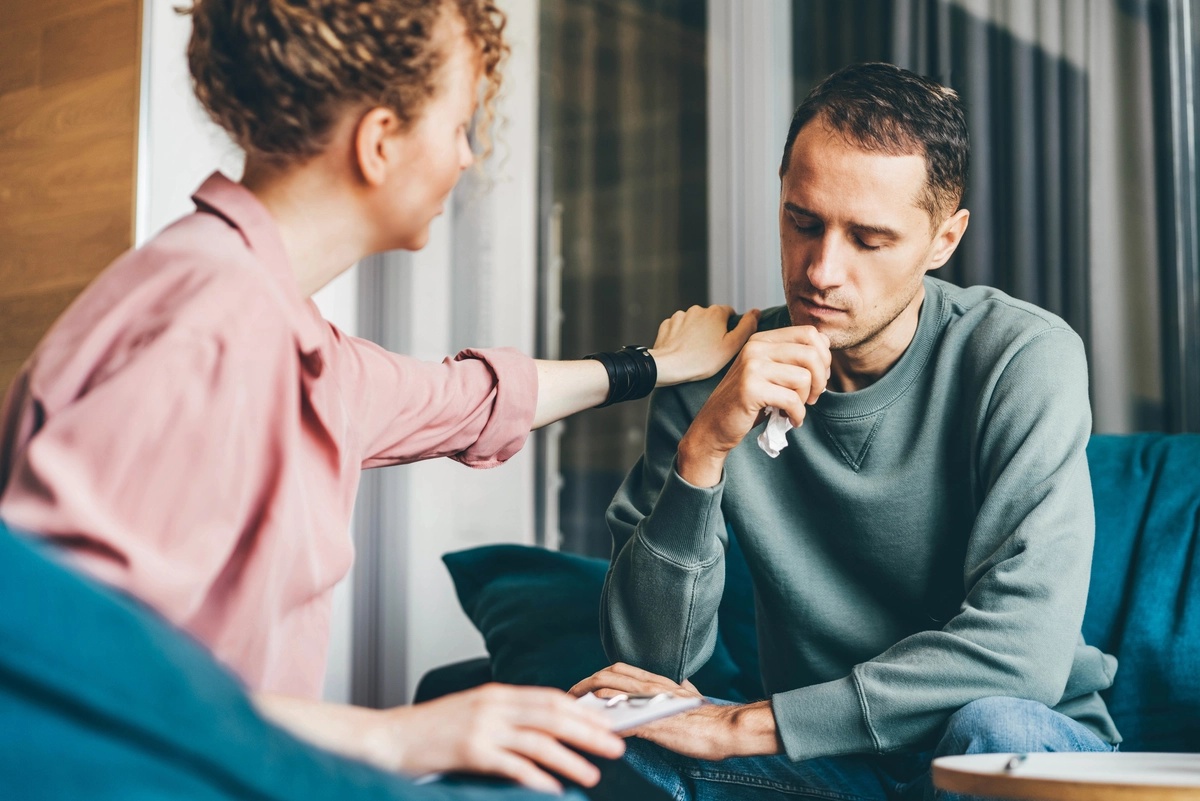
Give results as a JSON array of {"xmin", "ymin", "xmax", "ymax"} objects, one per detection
[{"xmin": 933, "ymin": 753, "xmax": 1200, "ymax": 801}]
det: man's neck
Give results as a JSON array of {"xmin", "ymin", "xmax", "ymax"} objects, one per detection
[{"xmin": 829, "ymin": 290, "xmax": 925, "ymax": 393}]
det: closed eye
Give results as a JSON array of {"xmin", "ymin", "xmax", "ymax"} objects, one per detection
[{"xmin": 787, "ymin": 213, "xmax": 821, "ymax": 237}]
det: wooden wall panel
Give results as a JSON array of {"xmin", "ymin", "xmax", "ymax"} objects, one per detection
[{"xmin": 0, "ymin": 0, "xmax": 140, "ymax": 396}]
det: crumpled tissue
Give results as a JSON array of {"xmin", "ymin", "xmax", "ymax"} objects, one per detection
[{"xmin": 756, "ymin": 407, "xmax": 793, "ymax": 458}]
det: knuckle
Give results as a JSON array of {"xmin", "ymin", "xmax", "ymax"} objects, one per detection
[{"xmin": 460, "ymin": 732, "xmax": 490, "ymax": 765}]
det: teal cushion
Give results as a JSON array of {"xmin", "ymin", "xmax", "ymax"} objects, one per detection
[
  {"xmin": 0, "ymin": 521, "xmax": 556, "ymax": 800},
  {"xmin": 444, "ymin": 543, "xmax": 762, "ymax": 702},
  {"xmin": 1083, "ymin": 433, "xmax": 1200, "ymax": 751}
]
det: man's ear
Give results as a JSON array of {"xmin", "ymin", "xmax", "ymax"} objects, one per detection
[
  {"xmin": 354, "ymin": 106, "xmax": 405, "ymax": 187},
  {"xmin": 927, "ymin": 208, "xmax": 970, "ymax": 271}
]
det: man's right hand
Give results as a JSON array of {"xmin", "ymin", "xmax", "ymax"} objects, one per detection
[{"xmin": 677, "ymin": 325, "xmax": 831, "ymax": 488}]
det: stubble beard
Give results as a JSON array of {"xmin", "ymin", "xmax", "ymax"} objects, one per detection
[{"xmin": 786, "ymin": 280, "xmax": 925, "ymax": 355}]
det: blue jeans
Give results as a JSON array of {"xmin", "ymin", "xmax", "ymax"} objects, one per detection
[{"xmin": 619, "ymin": 697, "xmax": 1116, "ymax": 801}]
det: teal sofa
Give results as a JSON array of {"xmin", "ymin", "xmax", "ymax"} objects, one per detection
[
  {"xmin": 1, "ymin": 434, "xmax": 1194, "ymax": 798},
  {"xmin": 434, "ymin": 434, "xmax": 1200, "ymax": 752},
  {"xmin": 0, "ymin": 523, "xmax": 568, "ymax": 799}
]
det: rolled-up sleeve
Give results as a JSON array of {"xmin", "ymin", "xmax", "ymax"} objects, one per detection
[{"xmin": 327, "ymin": 326, "xmax": 538, "ymax": 469}]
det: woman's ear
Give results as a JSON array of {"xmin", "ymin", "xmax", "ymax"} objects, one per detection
[
  {"xmin": 354, "ymin": 106, "xmax": 405, "ymax": 187},
  {"xmin": 929, "ymin": 208, "xmax": 970, "ymax": 270}
]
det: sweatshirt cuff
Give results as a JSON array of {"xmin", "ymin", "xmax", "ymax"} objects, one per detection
[
  {"xmin": 638, "ymin": 459, "xmax": 725, "ymax": 566},
  {"xmin": 772, "ymin": 675, "xmax": 877, "ymax": 761}
]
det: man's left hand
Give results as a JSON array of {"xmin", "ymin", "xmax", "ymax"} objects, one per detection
[{"xmin": 569, "ymin": 662, "xmax": 781, "ymax": 761}]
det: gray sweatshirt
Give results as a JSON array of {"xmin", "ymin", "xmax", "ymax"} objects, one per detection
[{"xmin": 601, "ymin": 276, "xmax": 1119, "ymax": 761}]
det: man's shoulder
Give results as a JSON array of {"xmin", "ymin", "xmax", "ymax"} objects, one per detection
[
  {"xmin": 756, "ymin": 305, "xmax": 793, "ymax": 333},
  {"xmin": 932, "ymin": 277, "xmax": 1077, "ymax": 342},
  {"xmin": 930, "ymin": 277, "xmax": 1084, "ymax": 364}
]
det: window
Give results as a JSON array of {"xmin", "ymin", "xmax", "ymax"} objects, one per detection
[{"xmin": 537, "ymin": 0, "xmax": 708, "ymax": 556}]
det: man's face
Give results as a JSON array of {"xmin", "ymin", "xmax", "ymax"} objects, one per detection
[{"xmin": 779, "ymin": 120, "xmax": 948, "ymax": 358}]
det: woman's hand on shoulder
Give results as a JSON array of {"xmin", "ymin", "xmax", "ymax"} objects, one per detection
[{"xmin": 649, "ymin": 305, "xmax": 760, "ymax": 386}]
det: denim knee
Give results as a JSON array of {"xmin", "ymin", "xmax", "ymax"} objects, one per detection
[{"xmin": 936, "ymin": 697, "xmax": 1111, "ymax": 758}]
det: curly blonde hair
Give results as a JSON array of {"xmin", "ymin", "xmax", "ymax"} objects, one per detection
[{"xmin": 183, "ymin": 0, "xmax": 507, "ymax": 164}]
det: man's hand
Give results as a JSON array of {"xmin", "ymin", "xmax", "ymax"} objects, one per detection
[
  {"xmin": 649, "ymin": 306, "xmax": 760, "ymax": 386},
  {"xmin": 678, "ymin": 326, "xmax": 831, "ymax": 487},
  {"xmin": 569, "ymin": 663, "xmax": 781, "ymax": 762},
  {"xmin": 255, "ymin": 684, "xmax": 624, "ymax": 795}
]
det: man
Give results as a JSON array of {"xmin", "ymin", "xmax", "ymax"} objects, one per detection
[{"xmin": 573, "ymin": 63, "xmax": 1120, "ymax": 800}]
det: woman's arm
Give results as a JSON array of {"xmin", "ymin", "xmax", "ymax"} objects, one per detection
[
  {"xmin": 254, "ymin": 685, "xmax": 624, "ymax": 795},
  {"xmin": 532, "ymin": 305, "xmax": 759, "ymax": 429}
]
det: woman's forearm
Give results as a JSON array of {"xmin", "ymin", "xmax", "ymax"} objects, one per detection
[
  {"xmin": 531, "ymin": 305, "xmax": 760, "ymax": 430},
  {"xmin": 531, "ymin": 358, "xmax": 611, "ymax": 429},
  {"xmin": 253, "ymin": 693, "xmax": 395, "ymax": 768}
]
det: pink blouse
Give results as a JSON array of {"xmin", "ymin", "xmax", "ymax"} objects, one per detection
[{"xmin": 0, "ymin": 173, "xmax": 538, "ymax": 698}]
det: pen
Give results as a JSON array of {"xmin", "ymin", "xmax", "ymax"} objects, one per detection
[{"xmin": 1004, "ymin": 754, "xmax": 1028, "ymax": 773}]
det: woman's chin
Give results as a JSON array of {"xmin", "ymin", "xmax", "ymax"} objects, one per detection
[{"xmin": 393, "ymin": 226, "xmax": 431, "ymax": 252}]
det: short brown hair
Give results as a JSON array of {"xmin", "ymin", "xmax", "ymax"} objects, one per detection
[
  {"xmin": 780, "ymin": 63, "xmax": 969, "ymax": 223},
  {"xmin": 184, "ymin": 0, "xmax": 508, "ymax": 164}
]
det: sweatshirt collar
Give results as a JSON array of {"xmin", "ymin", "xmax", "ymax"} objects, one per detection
[{"xmin": 810, "ymin": 276, "xmax": 946, "ymax": 419}]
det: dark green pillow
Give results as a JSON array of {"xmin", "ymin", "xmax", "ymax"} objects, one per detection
[{"xmin": 443, "ymin": 544, "xmax": 760, "ymax": 701}]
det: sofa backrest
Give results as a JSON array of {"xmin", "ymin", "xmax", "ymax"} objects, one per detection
[{"xmin": 1082, "ymin": 433, "xmax": 1200, "ymax": 751}]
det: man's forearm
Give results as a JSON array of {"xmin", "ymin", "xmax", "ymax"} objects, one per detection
[
  {"xmin": 725, "ymin": 700, "xmax": 784, "ymax": 757},
  {"xmin": 602, "ymin": 463, "xmax": 728, "ymax": 677},
  {"xmin": 676, "ymin": 429, "xmax": 729, "ymax": 488}
]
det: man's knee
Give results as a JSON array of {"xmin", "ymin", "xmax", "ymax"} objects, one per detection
[{"xmin": 937, "ymin": 697, "xmax": 1061, "ymax": 757}]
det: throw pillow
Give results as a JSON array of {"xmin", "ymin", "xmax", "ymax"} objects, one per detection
[{"xmin": 443, "ymin": 544, "xmax": 761, "ymax": 701}]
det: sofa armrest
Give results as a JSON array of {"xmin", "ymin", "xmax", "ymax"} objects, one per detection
[{"xmin": 413, "ymin": 656, "xmax": 493, "ymax": 703}]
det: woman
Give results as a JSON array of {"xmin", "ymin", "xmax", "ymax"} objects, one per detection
[{"xmin": 0, "ymin": 0, "xmax": 758, "ymax": 795}]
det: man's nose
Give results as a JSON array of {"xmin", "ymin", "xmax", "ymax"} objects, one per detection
[{"xmin": 807, "ymin": 235, "xmax": 847, "ymax": 290}]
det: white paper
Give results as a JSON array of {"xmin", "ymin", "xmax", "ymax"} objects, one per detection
[
  {"xmin": 576, "ymin": 692, "xmax": 704, "ymax": 732},
  {"xmin": 756, "ymin": 407, "xmax": 794, "ymax": 458}
]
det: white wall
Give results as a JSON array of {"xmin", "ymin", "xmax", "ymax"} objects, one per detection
[
  {"xmin": 707, "ymin": 0, "xmax": 791, "ymax": 312},
  {"xmin": 376, "ymin": 0, "xmax": 542, "ymax": 702}
]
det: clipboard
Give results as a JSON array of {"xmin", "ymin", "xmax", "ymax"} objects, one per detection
[{"xmin": 577, "ymin": 691, "xmax": 704, "ymax": 732}]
